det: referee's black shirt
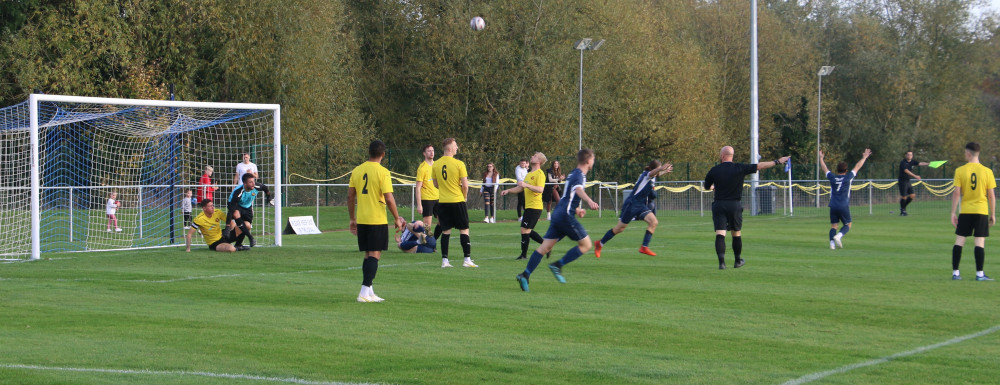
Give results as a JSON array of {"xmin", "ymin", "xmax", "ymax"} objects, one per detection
[
  {"xmin": 704, "ymin": 162, "xmax": 758, "ymax": 201},
  {"xmin": 898, "ymin": 159, "xmax": 919, "ymax": 181}
]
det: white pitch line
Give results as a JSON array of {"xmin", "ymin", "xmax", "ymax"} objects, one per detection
[
  {"xmin": 780, "ymin": 324, "xmax": 1000, "ymax": 385},
  {"xmin": 0, "ymin": 256, "xmax": 508, "ymax": 284},
  {"xmin": 0, "ymin": 363, "xmax": 384, "ymax": 385}
]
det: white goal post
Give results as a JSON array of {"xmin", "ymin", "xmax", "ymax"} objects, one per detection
[{"xmin": 2, "ymin": 94, "xmax": 282, "ymax": 260}]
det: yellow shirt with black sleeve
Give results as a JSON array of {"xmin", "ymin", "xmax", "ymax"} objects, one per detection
[
  {"xmin": 192, "ymin": 209, "xmax": 227, "ymax": 245},
  {"xmin": 416, "ymin": 161, "xmax": 439, "ymax": 201},
  {"xmin": 349, "ymin": 161, "xmax": 394, "ymax": 225},
  {"xmin": 433, "ymin": 156, "xmax": 468, "ymax": 203},
  {"xmin": 954, "ymin": 162, "xmax": 996, "ymax": 215},
  {"xmin": 525, "ymin": 168, "xmax": 546, "ymax": 210}
]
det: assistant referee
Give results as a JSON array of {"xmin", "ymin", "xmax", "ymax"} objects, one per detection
[{"xmin": 703, "ymin": 146, "xmax": 788, "ymax": 270}]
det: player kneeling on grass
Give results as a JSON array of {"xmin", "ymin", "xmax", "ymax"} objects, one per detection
[
  {"xmin": 227, "ymin": 173, "xmax": 273, "ymax": 248},
  {"xmin": 950, "ymin": 142, "xmax": 996, "ymax": 281},
  {"xmin": 186, "ymin": 199, "xmax": 248, "ymax": 252},
  {"xmin": 819, "ymin": 149, "xmax": 871, "ymax": 250},
  {"xmin": 595, "ymin": 160, "xmax": 673, "ymax": 258},
  {"xmin": 396, "ymin": 220, "xmax": 436, "ymax": 253},
  {"xmin": 516, "ymin": 149, "xmax": 601, "ymax": 292}
]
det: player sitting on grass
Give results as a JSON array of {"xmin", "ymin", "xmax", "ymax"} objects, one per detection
[
  {"xmin": 186, "ymin": 199, "xmax": 248, "ymax": 252},
  {"xmin": 594, "ymin": 160, "xmax": 673, "ymax": 257},
  {"xmin": 819, "ymin": 149, "xmax": 871, "ymax": 250},
  {"xmin": 226, "ymin": 173, "xmax": 273, "ymax": 248},
  {"xmin": 396, "ymin": 220, "xmax": 436, "ymax": 253},
  {"xmin": 516, "ymin": 149, "xmax": 601, "ymax": 292}
]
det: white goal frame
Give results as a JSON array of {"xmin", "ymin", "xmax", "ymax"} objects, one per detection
[{"xmin": 26, "ymin": 94, "xmax": 282, "ymax": 260}]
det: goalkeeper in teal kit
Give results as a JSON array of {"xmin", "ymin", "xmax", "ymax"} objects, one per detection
[{"xmin": 226, "ymin": 173, "xmax": 274, "ymax": 248}]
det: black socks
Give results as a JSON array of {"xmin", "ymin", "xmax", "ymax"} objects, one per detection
[
  {"xmin": 441, "ymin": 234, "xmax": 450, "ymax": 258},
  {"xmin": 529, "ymin": 231, "xmax": 544, "ymax": 244},
  {"xmin": 460, "ymin": 234, "xmax": 471, "ymax": 259},
  {"xmin": 362, "ymin": 257, "xmax": 378, "ymax": 286},
  {"xmin": 953, "ymin": 245, "xmax": 963, "ymax": 270},
  {"xmin": 975, "ymin": 246, "xmax": 985, "ymax": 272},
  {"xmin": 520, "ymin": 234, "xmax": 530, "ymax": 257},
  {"xmin": 715, "ymin": 234, "xmax": 726, "ymax": 263},
  {"xmin": 733, "ymin": 236, "xmax": 743, "ymax": 262}
]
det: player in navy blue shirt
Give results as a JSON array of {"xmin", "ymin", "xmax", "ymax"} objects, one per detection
[
  {"xmin": 516, "ymin": 149, "xmax": 601, "ymax": 292},
  {"xmin": 820, "ymin": 149, "xmax": 871, "ymax": 249},
  {"xmin": 703, "ymin": 146, "xmax": 788, "ymax": 269},
  {"xmin": 594, "ymin": 160, "xmax": 673, "ymax": 257}
]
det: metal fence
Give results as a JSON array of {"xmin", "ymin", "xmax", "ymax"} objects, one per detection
[{"xmin": 281, "ymin": 179, "xmax": 958, "ymax": 226}]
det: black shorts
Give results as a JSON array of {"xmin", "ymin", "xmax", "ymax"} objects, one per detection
[
  {"xmin": 227, "ymin": 206, "xmax": 254, "ymax": 224},
  {"xmin": 209, "ymin": 239, "xmax": 226, "ymax": 251},
  {"xmin": 543, "ymin": 186, "xmax": 555, "ymax": 203},
  {"xmin": 956, "ymin": 214, "xmax": 989, "ymax": 237},
  {"xmin": 183, "ymin": 212, "xmax": 192, "ymax": 226},
  {"xmin": 521, "ymin": 208, "xmax": 542, "ymax": 229},
  {"xmin": 898, "ymin": 180, "xmax": 914, "ymax": 196},
  {"xmin": 421, "ymin": 199, "xmax": 439, "ymax": 218},
  {"xmin": 712, "ymin": 200, "xmax": 743, "ymax": 231},
  {"xmin": 357, "ymin": 224, "xmax": 389, "ymax": 252},
  {"xmin": 438, "ymin": 202, "xmax": 470, "ymax": 231}
]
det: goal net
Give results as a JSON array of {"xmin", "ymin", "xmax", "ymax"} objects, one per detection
[{"xmin": 0, "ymin": 94, "xmax": 281, "ymax": 260}]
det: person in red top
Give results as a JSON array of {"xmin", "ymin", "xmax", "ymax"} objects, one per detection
[{"xmin": 197, "ymin": 165, "xmax": 218, "ymax": 202}]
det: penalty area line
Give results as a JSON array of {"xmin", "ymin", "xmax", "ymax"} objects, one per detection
[
  {"xmin": 0, "ymin": 363, "xmax": 385, "ymax": 385},
  {"xmin": 780, "ymin": 324, "xmax": 1000, "ymax": 385}
]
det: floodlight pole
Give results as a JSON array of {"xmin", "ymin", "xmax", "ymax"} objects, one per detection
[
  {"xmin": 750, "ymin": 0, "xmax": 760, "ymax": 215},
  {"xmin": 574, "ymin": 38, "xmax": 603, "ymax": 151},
  {"xmin": 816, "ymin": 66, "xmax": 834, "ymax": 208},
  {"xmin": 579, "ymin": 47, "xmax": 584, "ymax": 151}
]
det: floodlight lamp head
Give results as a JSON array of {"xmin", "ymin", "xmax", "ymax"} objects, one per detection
[
  {"xmin": 574, "ymin": 38, "xmax": 593, "ymax": 50},
  {"xmin": 590, "ymin": 39, "xmax": 605, "ymax": 50},
  {"xmin": 818, "ymin": 66, "xmax": 835, "ymax": 76}
]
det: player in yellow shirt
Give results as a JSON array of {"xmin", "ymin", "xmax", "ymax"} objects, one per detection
[
  {"xmin": 349, "ymin": 140, "xmax": 406, "ymax": 302},
  {"xmin": 415, "ymin": 144, "xmax": 440, "ymax": 238},
  {"xmin": 950, "ymin": 142, "xmax": 996, "ymax": 281},
  {"xmin": 432, "ymin": 137, "xmax": 477, "ymax": 268},
  {"xmin": 185, "ymin": 199, "xmax": 246, "ymax": 253},
  {"xmin": 502, "ymin": 152, "xmax": 548, "ymax": 260}
]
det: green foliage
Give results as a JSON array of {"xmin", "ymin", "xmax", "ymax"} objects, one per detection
[{"xmin": 0, "ymin": 0, "xmax": 997, "ymax": 174}]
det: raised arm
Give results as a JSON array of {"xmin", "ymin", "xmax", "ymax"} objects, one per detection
[
  {"xmin": 653, "ymin": 162, "xmax": 674, "ymax": 177},
  {"xmin": 852, "ymin": 148, "xmax": 873, "ymax": 175},
  {"xmin": 757, "ymin": 156, "xmax": 790, "ymax": 171},
  {"xmin": 819, "ymin": 151, "xmax": 830, "ymax": 175}
]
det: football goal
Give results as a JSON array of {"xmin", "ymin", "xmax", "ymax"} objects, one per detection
[{"xmin": 0, "ymin": 94, "xmax": 282, "ymax": 260}]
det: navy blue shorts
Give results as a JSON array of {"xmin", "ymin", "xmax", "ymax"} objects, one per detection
[
  {"xmin": 619, "ymin": 201, "xmax": 652, "ymax": 225},
  {"xmin": 829, "ymin": 205, "xmax": 852, "ymax": 225},
  {"xmin": 544, "ymin": 212, "xmax": 589, "ymax": 242}
]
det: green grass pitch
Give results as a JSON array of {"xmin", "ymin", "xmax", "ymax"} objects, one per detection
[{"xmin": 1, "ymin": 206, "xmax": 998, "ymax": 384}]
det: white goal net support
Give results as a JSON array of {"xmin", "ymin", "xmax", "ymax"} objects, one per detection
[{"xmin": 0, "ymin": 94, "xmax": 281, "ymax": 260}]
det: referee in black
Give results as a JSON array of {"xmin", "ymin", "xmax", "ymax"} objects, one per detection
[{"xmin": 703, "ymin": 146, "xmax": 789, "ymax": 269}]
